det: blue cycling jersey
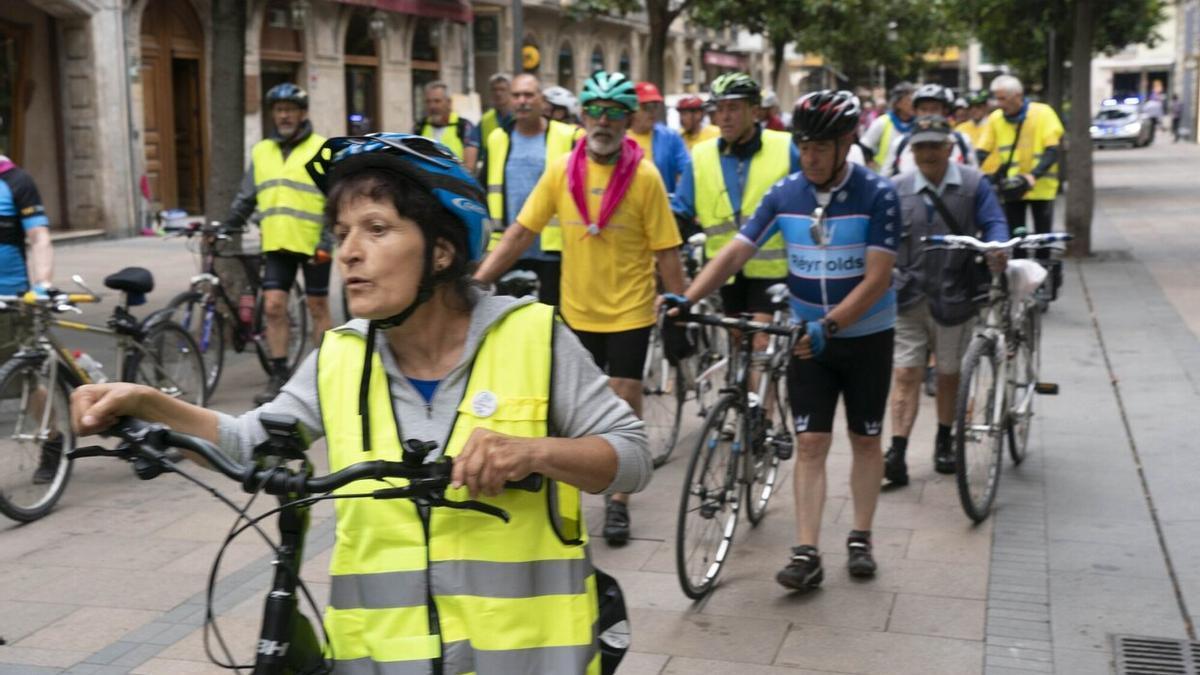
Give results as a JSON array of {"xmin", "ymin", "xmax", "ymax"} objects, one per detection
[
  {"xmin": 0, "ymin": 162, "xmax": 49, "ymax": 295},
  {"xmin": 736, "ymin": 164, "xmax": 899, "ymax": 337}
]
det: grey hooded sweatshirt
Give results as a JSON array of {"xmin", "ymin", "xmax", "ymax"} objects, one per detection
[{"xmin": 215, "ymin": 290, "xmax": 652, "ymax": 495}]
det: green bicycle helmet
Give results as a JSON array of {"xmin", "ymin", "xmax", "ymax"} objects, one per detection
[
  {"xmin": 579, "ymin": 71, "xmax": 639, "ymax": 112},
  {"xmin": 967, "ymin": 90, "xmax": 990, "ymax": 106},
  {"xmin": 710, "ymin": 72, "xmax": 761, "ymax": 103}
]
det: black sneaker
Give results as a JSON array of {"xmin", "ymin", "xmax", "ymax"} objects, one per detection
[
  {"xmin": 776, "ymin": 545, "xmax": 824, "ymax": 592},
  {"xmin": 882, "ymin": 446, "xmax": 909, "ymax": 487},
  {"xmin": 253, "ymin": 371, "xmax": 288, "ymax": 405},
  {"xmin": 603, "ymin": 500, "xmax": 630, "ymax": 546},
  {"xmin": 768, "ymin": 426, "xmax": 794, "ymax": 461},
  {"xmin": 32, "ymin": 435, "xmax": 64, "ymax": 485},
  {"xmin": 934, "ymin": 435, "xmax": 956, "ymax": 474},
  {"xmin": 847, "ymin": 531, "xmax": 877, "ymax": 578}
]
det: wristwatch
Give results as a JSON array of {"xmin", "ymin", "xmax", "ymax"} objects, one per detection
[{"xmin": 823, "ymin": 319, "xmax": 839, "ymax": 337}]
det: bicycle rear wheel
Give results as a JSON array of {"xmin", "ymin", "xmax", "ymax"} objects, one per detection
[
  {"xmin": 1007, "ymin": 307, "xmax": 1041, "ymax": 465},
  {"xmin": 644, "ymin": 325, "xmax": 684, "ymax": 467},
  {"xmin": 168, "ymin": 290, "xmax": 226, "ymax": 397},
  {"xmin": 954, "ymin": 336, "xmax": 1005, "ymax": 523},
  {"xmin": 0, "ymin": 356, "xmax": 75, "ymax": 523},
  {"xmin": 125, "ymin": 321, "xmax": 207, "ymax": 406},
  {"xmin": 254, "ymin": 285, "xmax": 310, "ymax": 375},
  {"xmin": 676, "ymin": 394, "xmax": 746, "ymax": 599},
  {"xmin": 745, "ymin": 370, "xmax": 790, "ymax": 526}
]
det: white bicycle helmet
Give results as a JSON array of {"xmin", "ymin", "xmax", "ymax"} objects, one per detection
[{"xmin": 543, "ymin": 85, "xmax": 579, "ymax": 116}]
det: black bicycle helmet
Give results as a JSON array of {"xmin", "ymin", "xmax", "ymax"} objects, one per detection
[
  {"xmin": 710, "ymin": 72, "xmax": 762, "ymax": 104},
  {"xmin": 265, "ymin": 82, "xmax": 309, "ymax": 110},
  {"xmin": 792, "ymin": 90, "xmax": 862, "ymax": 142},
  {"xmin": 913, "ymin": 83, "xmax": 955, "ymax": 114}
]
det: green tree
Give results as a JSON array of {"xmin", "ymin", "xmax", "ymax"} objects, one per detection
[{"xmin": 569, "ymin": 0, "xmax": 694, "ymax": 88}]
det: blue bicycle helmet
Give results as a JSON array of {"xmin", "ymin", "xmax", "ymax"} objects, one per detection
[
  {"xmin": 307, "ymin": 132, "xmax": 490, "ymax": 263},
  {"xmin": 265, "ymin": 82, "xmax": 309, "ymax": 110}
]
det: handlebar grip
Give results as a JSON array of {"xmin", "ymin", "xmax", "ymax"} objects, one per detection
[{"xmin": 505, "ymin": 473, "xmax": 544, "ymax": 492}]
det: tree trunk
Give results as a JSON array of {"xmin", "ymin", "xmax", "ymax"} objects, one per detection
[
  {"xmin": 770, "ymin": 36, "xmax": 787, "ymax": 91},
  {"xmin": 1065, "ymin": 0, "xmax": 1093, "ymax": 256},
  {"xmin": 645, "ymin": 1, "xmax": 669, "ymax": 88},
  {"xmin": 207, "ymin": 0, "xmax": 245, "ymax": 220},
  {"xmin": 1046, "ymin": 28, "xmax": 1066, "ymax": 117}
]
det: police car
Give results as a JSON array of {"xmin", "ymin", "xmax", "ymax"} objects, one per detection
[{"xmin": 1090, "ymin": 97, "xmax": 1154, "ymax": 148}]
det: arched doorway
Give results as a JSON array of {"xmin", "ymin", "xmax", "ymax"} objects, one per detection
[
  {"xmin": 590, "ymin": 45, "xmax": 605, "ymax": 75},
  {"xmin": 557, "ymin": 41, "xmax": 574, "ymax": 88},
  {"xmin": 618, "ymin": 50, "xmax": 631, "ymax": 77},
  {"xmin": 344, "ymin": 10, "xmax": 380, "ymax": 134},
  {"xmin": 141, "ymin": 0, "xmax": 206, "ymax": 213}
]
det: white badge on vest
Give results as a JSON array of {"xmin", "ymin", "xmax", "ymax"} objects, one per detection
[{"xmin": 472, "ymin": 390, "xmax": 498, "ymax": 418}]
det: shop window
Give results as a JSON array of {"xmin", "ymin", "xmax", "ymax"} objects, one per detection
[
  {"xmin": 590, "ymin": 46, "xmax": 605, "ymax": 75},
  {"xmin": 557, "ymin": 42, "xmax": 574, "ymax": 88},
  {"xmin": 344, "ymin": 11, "xmax": 379, "ymax": 134},
  {"xmin": 618, "ymin": 50, "xmax": 631, "ymax": 76}
]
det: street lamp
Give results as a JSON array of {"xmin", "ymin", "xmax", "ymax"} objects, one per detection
[
  {"xmin": 368, "ymin": 10, "xmax": 387, "ymax": 41},
  {"xmin": 290, "ymin": 0, "xmax": 309, "ymax": 31}
]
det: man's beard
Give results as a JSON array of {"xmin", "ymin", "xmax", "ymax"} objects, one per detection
[{"xmin": 587, "ymin": 131, "xmax": 621, "ymax": 156}]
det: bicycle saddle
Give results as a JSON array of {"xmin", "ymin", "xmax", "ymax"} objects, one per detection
[{"xmin": 104, "ymin": 267, "xmax": 155, "ymax": 305}]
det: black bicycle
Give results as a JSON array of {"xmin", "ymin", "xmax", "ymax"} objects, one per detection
[
  {"xmin": 668, "ymin": 310, "xmax": 799, "ymax": 599},
  {"xmin": 167, "ymin": 222, "xmax": 310, "ymax": 397},
  {"xmin": 68, "ymin": 414, "xmax": 543, "ymax": 673}
]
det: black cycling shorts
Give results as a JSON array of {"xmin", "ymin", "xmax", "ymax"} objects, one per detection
[
  {"xmin": 262, "ymin": 251, "xmax": 331, "ymax": 296},
  {"xmin": 572, "ymin": 326, "xmax": 652, "ymax": 381},
  {"xmin": 720, "ymin": 272, "xmax": 786, "ymax": 316},
  {"xmin": 787, "ymin": 329, "xmax": 894, "ymax": 436},
  {"xmin": 511, "ymin": 258, "xmax": 562, "ymax": 306}
]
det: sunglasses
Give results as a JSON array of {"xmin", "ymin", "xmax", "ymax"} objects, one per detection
[{"xmin": 582, "ymin": 104, "xmax": 631, "ymax": 121}]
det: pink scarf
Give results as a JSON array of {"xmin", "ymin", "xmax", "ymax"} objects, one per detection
[
  {"xmin": 567, "ymin": 136, "xmax": 644, "ymax": 236},
  {"xmin": 0, "ymin": 156, "xmax": 14, "ymax": 175}
]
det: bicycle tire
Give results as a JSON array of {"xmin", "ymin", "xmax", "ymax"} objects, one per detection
[
  {"xmin": 0, "ymin": 356, "xmax": 76, "ymax": 523},
  {"xmin": 1007, "ymin": 307, "xmax": 1041, "ymax": 465},
  {"xmin": 125, "ymin": 321, "xmax": 207, "ymax": 406},
  {"xmin": 676, "ymin": 394, "xmax": 746, "ymax": 599},
  {"xmin": 168, "ymin": 290, "xmax": 226, "ymax": 398},
  {"xmin": 644, "ymin": 326, "xmax": 685, "ymax": 467},
  {"xmin": 745, "ymin": 371, "xmax": 790, "ymax": 526},
  {"xmin": 954, "ymin": 336, "xmax": 1005, "ymax": 523},
  {"xmin": 254, "ymin": 285, "xmax": 310, "ymax": 375}
]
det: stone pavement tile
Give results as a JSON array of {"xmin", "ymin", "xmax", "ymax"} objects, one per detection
[
  {"xmin": 837, "ymin": 499, "xmax": 969, "ymax": 531},
  {"xmin": 0, "ymin": 521, "xmax": 63, "ymax": 562},
  {"xmin": 161, "ymin": 541, "xmax": 276, "ymax": 577},
  {"xmin": 662, "ymin": 656, "xmax": 840, "ymax": 674},
  {"xmin": 1052, "ymin": 648, "xmax": 1115, "ymax": 675},
  {"xmin": 1049, "ymin": 572, "xmax": 1179, "ymax": 614},
  {"xmin": 111, "ymin": 642, "xmax": 169, "ymax": 668},
  {"xmin": 985, "ymin": 655, "xmax": 1053, "ymax": 672},
  {"xmin": 157, "ymin": 614, "xmax": 260, "ymax": 664},
  {"xmin": 0, "ymin": 666, "xmax": 60, "ymax": 675},
  {"xmin": 40, "ymin": 504, "xmax": 193, "ymax": 539},
  {"xmin": 986, "ymin": 644, "xmax": 1052, "ymax": 662},
  {"xmin": 700, "ymin": 576, "xmax": 894, "ymax": 631},
  {"xmin": 0, "ymin": 599, "xmax": 76, "ymax": 644},
  {"xmin": 988, "ymin": 607, "xmax": 1050, "ymax": 623},
  {"xmin": 615, "ymin": 651, "xmax": 670, "ymax": 675},
  {"xmin": 15, "ymin": 606, "xmax": 159, "ymax": 652},
  {"xmin": 774, "ymin": 624, "xmax": 983, "ymax": 675},
  {"xmin": 816, "ymin": 555, "xmax": 987, "ymax": 600},
  {"xmin": 888, "ymin": 593, "xmax": 985, "ymax": 640},
  {"xmin": 1047, "ymin": 539, "xmax": 1170, "ymax": 578},
  {"xmin": 9, "ymin": 565, "xmax": 207, "ymax": 612},
  {"xmin": 590, "ymin": 538, "xmax": 661, "ymax": 572},
  {"xmin": 18, "ymin": 534, "xmax": 207, "ymax": 572},
  {"xmin": 612, "ymin": 569, "xmax": 698, "ymax": 613},
  {"xmin": 0, "ymin": 644, "xmax": 91, "ymax": 668},
  {"xmin": 906, "ymin": 526, "xmax": 992, "ymax": 566},
  {"xmin": 131, "ymin": 658, "xmax": 229, "ymax": 675},
  {"xmin": 1049, "ymin": 603, "xmax": 1186, "ymax": 653},
  {"xmin": 986, "ymin": 635, "xmax": 1052, "ymax": 652},
  {"xmin": 627, "ymin": 607, "xmax": 789, "ymax": 665}
]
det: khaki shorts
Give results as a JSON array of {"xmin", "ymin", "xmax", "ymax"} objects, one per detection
[
  {"xmin": 0, "ymin": 310, "xmax": 26, "ymax": 363},
  {"xmin": 893, "ymin": 300, "xmax": 975, "ymax": 375}
]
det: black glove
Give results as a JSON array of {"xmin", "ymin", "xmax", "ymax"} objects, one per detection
[{"xmin": 660, "ymin": 294, "xmax": 695, "ymax": 364}]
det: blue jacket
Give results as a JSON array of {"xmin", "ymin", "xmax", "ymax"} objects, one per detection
[{"xmin": 649, "ymin": 123, "xmax": 691, "ymax": 196}]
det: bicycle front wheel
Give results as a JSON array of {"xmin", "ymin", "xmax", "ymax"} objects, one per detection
[
  {"xmin": 745, "ymin": 371, "xmax": 790, "ymax": 526},
  {"xmin": 0, "ymin": 356, "xmax": 75, "ymax": 523},
  {"xmin": 125, "ymin": 321, "xmax": 207, "ymax": 406},
  {"xmin": 1007, "ymin": 307, "xmax": 1041, "ymax": 465},
  {"xmin": 644, "ymin": 325, "xmax": 684, "ymax": 467},
  {"xmin": 169, "ymin": 291, "xmax": 225, "ymax": 397},
  {"xmin": 676, "ymin": 394, "xmax": 746, "ymax": 599},
  {"xmin": 955, "ymin": 336, "xmax": 1005, "ymax": 523}
]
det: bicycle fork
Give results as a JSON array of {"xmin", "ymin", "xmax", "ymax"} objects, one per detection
[{"xmin": 254, "ymin": 495, "xmax": 324, "ymax": 674}]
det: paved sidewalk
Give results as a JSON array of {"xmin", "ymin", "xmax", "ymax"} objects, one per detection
[{"xmin": 1, "ymin": 140, "xmax": 1198, "ymax": 673}]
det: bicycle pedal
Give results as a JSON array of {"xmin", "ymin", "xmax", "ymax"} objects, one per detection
[{"xmin": 1034, "ymin": 382, "xmax": 1059, "ymax": 395}]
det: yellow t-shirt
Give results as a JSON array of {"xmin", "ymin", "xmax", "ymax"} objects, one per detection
[
  {"xmin": 682, "ymin": 125, "xmax": 720, "ymax": 152},
  {"xmin": 629, "ymin": 130, "xmax": 654, "ymax": 163},
  {"xmin": 516, "ymin": 153, "xmax": 682, "ymax": 332}
]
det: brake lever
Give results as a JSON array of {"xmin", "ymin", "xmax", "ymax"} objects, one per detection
[
  {"xmin": 55, "ymin": 304, "xmax": 83, "ymax": 315},
  {"xmin": 431, "ymin": 496, "xmax": 511, "ymax": 523},
  {"xmin": 67, "ymin": 444, "xmax": 124, "ymax": 460}
]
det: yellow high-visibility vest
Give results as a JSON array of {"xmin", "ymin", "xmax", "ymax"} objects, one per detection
[
  {"xmin": 318, "ymin": 302, "xmax": 598, "ymax": 674},
  {"xmin": 982, "ymin": 102, "xmax": 1063, "ymax": 201},
  {"xmin": 692, "ymin": 129, "xmax": 791, "ymax": 279},
  {"xmin": 251, "ymin": 132, "xmax": 327, "ymax": 256},
  {"xmin": 485, "ymin": 120, "xmax": 578, "ymax": 252},
  {"xmin": 421, "ymin": 112, "xmax": 466, "ymax": 160}
]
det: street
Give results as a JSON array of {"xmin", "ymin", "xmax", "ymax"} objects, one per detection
[{"xmin": 0, "ymin": 139, "xmax": 1198, "ymax": 674}]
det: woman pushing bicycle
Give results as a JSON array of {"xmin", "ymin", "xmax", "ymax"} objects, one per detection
[{"xmin": 71, "ymin": 133, "xmax": 650, "ymax": 674}]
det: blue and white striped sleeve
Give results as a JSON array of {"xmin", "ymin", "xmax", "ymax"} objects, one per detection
[{"xmin": 735, "ymin": 181, "xmax": 784, "ymax": 249}]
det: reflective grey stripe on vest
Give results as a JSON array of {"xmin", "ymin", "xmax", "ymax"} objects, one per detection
[
  {"xmin": 487, "ymin": 184, "xmax": 504, "ymax": 194},
  {"xmin": 260, "ymin": 206, "xmax": 324, "ymax": 225},
  {"xmin": 754, "ymin": 247, "xmax": 786, "ymax": 260},
  {"xmin": 431, "ymin": 557, "xmax": 592, "ymax": 598},
  {"xmin": 443, "ymin": 639, "xmax": 474, "ymax": 674},
  {"xmin": 332, "ymin": 639, "xmax": 594, "ymax": 675},
  {"xmin": 703, "ymin": 220, "xmax": 738, "ymax": 236},
  {"xmin": 258, "ymin": 178, "xmax": 323, "ymax": 195},
  {"xmin": 335, "ymin": 657, "xmax": 432, "ymax": 675},
  {"xmin": 329, "ymin": 571, "xmax": 427, "ymax": 610}
]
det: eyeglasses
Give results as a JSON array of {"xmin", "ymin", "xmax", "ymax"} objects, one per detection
[{"xmin": 582, "ymin": 104, "xmax": 631, "ymax": 121}]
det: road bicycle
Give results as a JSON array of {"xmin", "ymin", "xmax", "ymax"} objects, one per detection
[
  {"xmin": 0, "ymin": 270, "xmax": 205, "ymax": 522},
  {"xmin": 923, "ymin": 233, "xmax": 1071, "ymax": 523},
  {"xmin": 66, "ymin": 414, "xmax": 570, "ymax": 674},
  {"xmin": 166, "ymin": 221, "xmax": 310, "ymax": 398},
  {"xmin": 668, "ymin": 306, "xmax": 798, "ymax": 599},
  {"xmin": 642, "ymin": 233, "xmax": 730, "ymax": 468}
]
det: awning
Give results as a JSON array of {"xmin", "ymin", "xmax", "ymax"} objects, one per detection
[
  {"xmin": 703, "ymin": 51, "xmax": 744, "ymax": 69},
  {"xmin": 331, "ymin": 0, "xmax": 471, "ymax": 23}
]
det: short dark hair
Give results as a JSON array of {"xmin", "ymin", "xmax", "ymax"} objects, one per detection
[{"xmin": 325, "ymin": 167, "xmax": 477, "ymax": 309}]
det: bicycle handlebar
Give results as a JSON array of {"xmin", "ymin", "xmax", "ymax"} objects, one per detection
[
  {"xmin": 666, "ymin": 310, "xmax": 802, "ymax": 338},
  {"xmin": 922, "ymin": 233, "xmax": 1074, "ymax": 252},
  {"xmin": 0, "ymin": 291, "xmax": 100, "ymax": 313},
  {"xmin": 68, "ymin": 417, "xmax": 544, "ymax": 517}
]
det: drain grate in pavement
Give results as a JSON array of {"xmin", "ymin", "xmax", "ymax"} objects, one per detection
[{"xmin": 1114, "ymin": 634, "xmax": 1200, "ymax": 674}]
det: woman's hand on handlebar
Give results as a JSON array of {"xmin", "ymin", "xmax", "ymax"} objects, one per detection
[
  {"xmin": 71, "ymin": 383, "xmax": 156, "ymax": 436},
  {"xmin": 451, "ymin": 428, "xmax": 540, "ymax": 499}
]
